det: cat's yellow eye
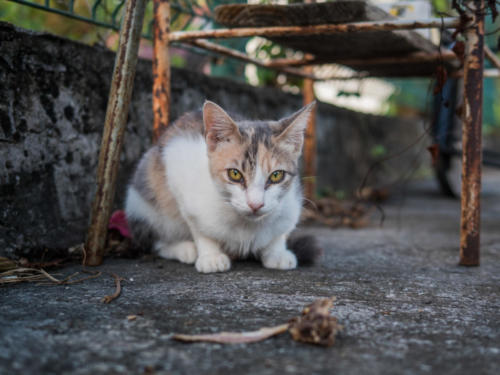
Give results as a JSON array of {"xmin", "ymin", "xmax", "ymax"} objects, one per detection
[
  {"xmin": 269, "ymin": 170, "xmax": 285, "ymax": 183},
  {"xmin": 228, "ymin": 168, "xmax": 244, "ymax": 183}
]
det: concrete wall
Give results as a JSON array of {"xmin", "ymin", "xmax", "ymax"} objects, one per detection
[{"xmin": 0, "ymin": 22, "xmax": 427, "ymax": 259}]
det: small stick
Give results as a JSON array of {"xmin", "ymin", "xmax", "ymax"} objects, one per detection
[
  {"xmin": 102, "ymin": 273, "xmax": 124, "ymax": 304},
  {"xmin": 64, "ymin": 270, "xmax": 102, "ymax": 285},
  {"xmin": 172, "ymin": 323, "xmax": 290, "ymax": 344}
]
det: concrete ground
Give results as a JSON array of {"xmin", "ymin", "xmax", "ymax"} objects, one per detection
[{"xmin": 1, "ymin": 173, "xmax": 499, "ymax": 375}]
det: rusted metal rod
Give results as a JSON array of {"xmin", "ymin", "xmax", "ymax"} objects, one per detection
[
  {"xmin": 187, "ymin": 39, "xmax": 367, "ymax": 81},
  {"xmin": 85, "ymin": 0, "xmax": 147, "ymax": 266},
  {"xmin": 267, "ymin": 55, "xmax": 320, "ymax": 67},
  {"xmin": 484, "ymin": 46, "xmax": 500, "ymax": 70},
  {"xmin": 459, "ymin": 0, "xmax": 484, "ymax": 267},
  {"xmin": 153, "ymin": 0, "xmax": 171, "ymax": 142},
  {"xmin": 302, "ymin": 0, "xmax": 316, "ymax": 201},
  {"xmin": 187, "ymin": 39, "xmax": 317, "ymax": 79},
  {"xmin": 268, "ymin": 50, "xmax": 458, "ymax": 68},
  {"xmin": 483, "ymin": 68, "xmax": 500, "ymax": 77},
  {"xmin": 333, "ymin": 50, "xmax": 459, "ymax": 66},
  {"xmin": 451, "ymin": 68, "xmax": 500, "ymax": 78},
  {"xmin": 302, "ymin": 64, "xmax": 317, "ymax": 201},
  {"xmin": 170, "ymin": 17, "xmax": 459, "ymax": 42}
]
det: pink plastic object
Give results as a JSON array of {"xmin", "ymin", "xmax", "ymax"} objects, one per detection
[{"xmin": 108, "ymin": 210, "xmax": 132, "ymax": 238}]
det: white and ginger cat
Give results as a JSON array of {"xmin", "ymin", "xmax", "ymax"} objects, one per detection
[{"xmin": 125, "ymin": 101, "xmax": 321, "ymax": 273}]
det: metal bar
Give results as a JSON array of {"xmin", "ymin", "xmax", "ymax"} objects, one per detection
[
  {"xmin": 170, "ymin": 17, "xmax": 460, "ymax": 42},
  {"xmin": 85, "ymin": 0, "xmax": 147, "ymax": 266},
  {"xmin": 187, "ymin": 39, "xmax": 317, "ymax": 79},
  {"xmin": 333, "ymin": 50, "xmax": 459, "ymax": 67},
  {"xmin": 451, "ymin": 68, "xmax": 500, "ymax": 78},
  {"xmin": 459, "ymin": 0, "xmax": 484, "ymax": 267},
  {"xmin": 484, "ymin": 46, "xmax": 500, "ymax": 70},
  {"xmin": 153, "ymin": 0, "xmax": 171, "ymax": 142},
  {"xmin": 187, "ymin": 39, "xmax": 368, "ymax": 81},
  {"xmin": 266, "ymin": 55, "xmax": 319, "ymax": 68},
  {"xmin": 268, "ymin": 50, "xmax": 459, "ymax": 68},
  {"xmin": 302, "ymin": 64, "xmax": 317, "ymax": 201},
  {"xmin": 302, "ymin": 0, "xmax": 316, "ymax": 201}
]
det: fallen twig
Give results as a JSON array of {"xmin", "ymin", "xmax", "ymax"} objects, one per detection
[
  {"xmin": 101, "ymin": 273, "xmax": 124, "ymax": 304},
  {"xmin": 0, "ymin": 266, "xmax": 102, "ymax": 286},
  {"xmin": 173, "ymin": 324, "xmax": 290, "ymax": 344},
  {"xmin": 172, "ymin": 297, "xmax": 341, "ymax": 346}
]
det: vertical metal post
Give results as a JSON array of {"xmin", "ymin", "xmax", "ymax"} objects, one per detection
[
  {"xmin": 459, "ymin": 0, "xmax": 484, "ymax": 266},
  {"xmin": 85, "ymin": 0, "xmax": 147, "ymax": 266},
  {"xmin": 302, "ymin": 65, "xmax": 317, "ymax": 201},
  {"xmin": 302, "ymin": 0, "xmax": 317, "ymax": 201},
  {"xmin": 153, "ymin": 0, "xmax": 171, "ymax": 142}
]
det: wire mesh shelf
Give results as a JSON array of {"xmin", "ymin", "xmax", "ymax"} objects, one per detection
[{"xmin": 7, "ymin": 0, "xmax": 245, "ymax": 38}]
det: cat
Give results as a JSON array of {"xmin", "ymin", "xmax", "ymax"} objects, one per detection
[{"xmin": 125, "ymin": 100, "xmax": 321, "ymax": 273}]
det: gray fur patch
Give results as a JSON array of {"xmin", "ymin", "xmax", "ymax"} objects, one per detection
[{"xmin": 127, "ymin": 217, "xmax": 157, "ymax": 251}]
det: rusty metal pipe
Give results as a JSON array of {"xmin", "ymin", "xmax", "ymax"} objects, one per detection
[
  {"xmin": 169, "ymin": 17, "xmax": 459, "ymax": 42},
  {"xmin": 268, "ymin": 49, "xmax": 459, "ymax": 68},
  {"xmin": 459, "ymin": 0, "xmax": 484, "ymax": 267},
  {"xmin": 85, "ymin": 0, "xmax": 147, "ymax": 266},
  {"xmin": 302, "ymin": 65, "xmax": 317, "ymax": 201},
  {"xmin": 186, "ymin": 39, "xmax": 368, "ymax": 81},
  {"xmin": 484, "ymin": 46, "xmax": 500, "ymax": 70},
  {"xmin": 187, "ymin": 39, "xmax": 318, "ymax": 80},
  {"xmin": 153, "ymin": 0, "xmax": 171, "ymax": 142}
]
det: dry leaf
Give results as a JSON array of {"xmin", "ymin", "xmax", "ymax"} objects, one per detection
[
  {"xmin": 427, "ymin": 144, "xmax": 440, "ymax": 166},
  {"xmin": 288, "ymin": 297, "xmax": 342, "ymax": 347}
]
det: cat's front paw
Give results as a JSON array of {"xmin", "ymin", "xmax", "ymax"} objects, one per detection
[
  {"xmin": 262, "ymin": 249, "xmax": 297, "ymax": 270},
  {"xmin": 195, "ymin": 253, "xmax": 231, "ymax": 273}
]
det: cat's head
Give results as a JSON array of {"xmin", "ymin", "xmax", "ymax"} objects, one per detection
[{"xmin": 203, "ymin": 100, "xmax": 315, "ymax": 220}]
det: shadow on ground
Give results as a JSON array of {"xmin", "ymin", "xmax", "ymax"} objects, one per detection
[{"xmin": 1, "ymin": 174, "xmax": 499, "ymax": 375}]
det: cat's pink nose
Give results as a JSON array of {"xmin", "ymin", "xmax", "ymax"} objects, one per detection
[{"xmin": 248, "ymin": 201, "xmax": 264, "ymax": 213}]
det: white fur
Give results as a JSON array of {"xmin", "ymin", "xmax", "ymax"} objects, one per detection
[
  {"xmin": 154, "ymin": 241, "xmax": 197, "ymax": 264},
  {"xmin": 160, "ymin": 134, "xmax": 302, "ymax": 272},
  {"xmin": 125, "ymin": 187, "xmax": 190, "ymax": 242}
]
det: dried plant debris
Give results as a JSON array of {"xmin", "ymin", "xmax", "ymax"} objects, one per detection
[
  {"xmin": 301, "ymin": 198, "xmax": 371, "ymax": 228},
  {"xmin": 172, "ymin": 297, "xmax": 341, "ymax": 347},
  {"xmin": 101, "ymin": 273, "xmax": 124, "ymax": 304},
  {"xmin": 0, "ymin": 257, "xmax": 17, "ymax": 272},
  {"xmin": 173, "ymin": 324, "xmax": 290, "ymax": 344},
  {"xmin": 288, "ymin": 297, "xmax": 341, "ymax": 347},
  {"xmin": 0, "ymin": 266, "xmax": 101, "ymax": 286}
]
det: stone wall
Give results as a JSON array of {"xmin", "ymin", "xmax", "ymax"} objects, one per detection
[{"xmin": 0, "ymin": 22, "xmax": 427, "ymax": 259}]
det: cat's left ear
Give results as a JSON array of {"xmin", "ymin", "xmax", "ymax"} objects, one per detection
[
  {"xmin": 275, "ymin": 101, "xmax": 316, "ymax": 154},
  {"xmin": 203, "ymin": 101, "xmax": 241, "ymax": 152}
]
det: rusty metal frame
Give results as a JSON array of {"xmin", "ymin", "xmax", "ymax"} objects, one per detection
[
  {"xmin": 459, "ymin": 0, "xmax": 485, "ymax": 266},
  {"xmin": 86, "ymin": 1, "xmax": 490, "ymax": 267},
  {"xmin": 169, "ymin": 17, "xmax": 460, "ymax": 42},
  {"xmin": 85, "ymin": 0, "xmax": 147, "ymax": 266},
  {"xmin": 153, "ymin": 0, "xmax": 171, "ymax": 142}
]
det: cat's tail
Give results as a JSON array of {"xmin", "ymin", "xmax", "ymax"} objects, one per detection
[{"xmin": 287, "ymin": 235, "xmax": 323, "ymax": 265}]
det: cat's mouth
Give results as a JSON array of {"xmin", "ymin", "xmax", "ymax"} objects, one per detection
[{"xmin": 244, "ymin": 210, "xmax": 271, "ymax": 221}]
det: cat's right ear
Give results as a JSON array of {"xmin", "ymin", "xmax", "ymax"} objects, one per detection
[{"xmin": 203, "ymin": 101, "xmax": 241, "ymax": 152}]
